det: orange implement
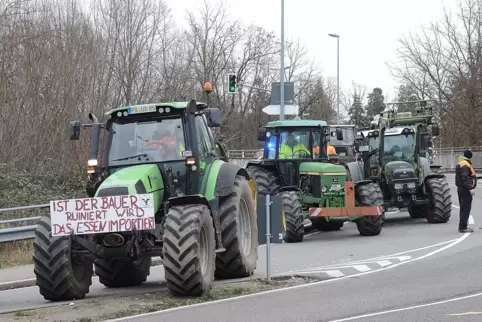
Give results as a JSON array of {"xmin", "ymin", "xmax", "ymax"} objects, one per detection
[{"xmin": 308, "ymin": 181, "xmax": 384, "ymax": 217}]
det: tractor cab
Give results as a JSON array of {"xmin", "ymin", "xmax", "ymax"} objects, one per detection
[
  {"xmin": 70, "ymin": 101, "xmax": 222, "ymax": 203},
  {"xmin": 256, "ymin": 119, "xmax": 346, "ymax": 187}
]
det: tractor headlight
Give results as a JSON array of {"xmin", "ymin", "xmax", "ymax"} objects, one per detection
[
  {"xmin": 321, "ymin": 186, "xmax": 327, "ymax": 193},
  {"xmin": 406, "ymin": 182, "xmax": 416, "ymax": 189},
  {"xmin": 394, "ymin": 183, "xmax": 403, "ymax": 190},
  {"xmin": 88, "ymin": 159, "xmax": 98, "ymax": 167}
]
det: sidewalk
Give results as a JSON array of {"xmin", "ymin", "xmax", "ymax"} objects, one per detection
[{"xmin": 0, "ymin": 264, "xmax": 36, "ymax": 290}]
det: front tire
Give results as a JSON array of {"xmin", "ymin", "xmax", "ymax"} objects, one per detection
[
  {"xmin": 94, "ymin": 257, "xmax": 151, "ymax": 288},
  {"xmin": 355, "ymin": 183, "xmax": 385, "ymax": 236},
  {"xmin": 425, "ymin": 178, "xmax": 451, "ymax": 223},
  {"xmin": 246, "ymin": 166, "xmax": 280, "ymax": 196},
  {"xmin": 163, "ymin": 204, "xmax": 216, "ymax": 296},
  {"xmin": 280, "ymin": 191, "xmax": 304, "ymax": 243},
  {"xmin": 215, "ymin": 175, "xmax": 258, "ymax": 279},
  {"xmin": 33, "ymin": 214, "xmax": 93, "ymax": 301}
]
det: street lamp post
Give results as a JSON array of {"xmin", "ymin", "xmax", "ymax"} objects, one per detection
[
  {"xmin": 329, "ymin": 33, "xmax": 340, "ymax": 124},
  {"xmin": 280, "ymin": 0, "xmax": 285, "ymax": 120}
]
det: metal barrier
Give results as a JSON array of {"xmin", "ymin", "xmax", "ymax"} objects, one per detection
[{"xmin": 0, "ymin": 204, "xmax": 49, "ymax": 244}]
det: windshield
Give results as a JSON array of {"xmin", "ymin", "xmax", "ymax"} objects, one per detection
[
  {"xmin": 329, "ymin": 127, "xmax": 355, "ymax": 146},
  {"xmin": 277, "ymin": 129, "xmax": 316, "ymax": 159},
  {"xmin": 107, "ymin": 117, "xmax": 185, "ymax": 166},
  {"xmin": 383, "ymin": 133, "xmax": 414, "ymax": 163}
]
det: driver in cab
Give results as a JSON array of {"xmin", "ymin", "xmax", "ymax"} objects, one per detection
[{"xmin": 279, "ymin": 134, "xmax": 310, "ymax": 159}]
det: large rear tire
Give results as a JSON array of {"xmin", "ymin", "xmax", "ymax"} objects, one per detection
[
  {"xmin": 280, "ymin": 191, "xmax": 304, "ymax": 243},
  {"xmin": 163, "ymin": 204, "xmax": 215, "ymax": 296},
  {"xmin": 33, "ymin": 214, "xmax": 93, "ymax": 301},
  {"xmin": 355, "ymin": 183, "xmax": 385, "ymax": 236},
  {"xmin": 246, "ymin": 166, "xmax": 280, "ymax": 196},
  {"xmin": 94, "ymin": 257, "xmax": 151, "ymax": 288},
  {"xmin": 215, "ymin": 175, "xmax": 258, "ymax": 279},
  {"xmin": 425, "ymin": 178, "xmax": 452, "ymax": 223}
]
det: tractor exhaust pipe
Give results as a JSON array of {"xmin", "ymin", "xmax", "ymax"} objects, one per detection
[{"xmin": 103, "ymin": 233, "xmax": 125, "ymax": 247}]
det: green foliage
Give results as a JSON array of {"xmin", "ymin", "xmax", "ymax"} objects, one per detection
[
  {"xmin": 365, "ymin": 88, "xmax": 386, "ymax": 119},
  {"xmin": 348, "ymin": 93, "xmax": 368, "ymax": 127},
  {"xmin": 0, "ymin": 173, "xmax": 86, "ymax": 210}
]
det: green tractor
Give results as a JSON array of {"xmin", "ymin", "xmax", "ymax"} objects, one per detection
[
  {"xmin": 246, "ymin": 119, "xmax": 385, "ymax": 243},
  {"xmin": 33, "ymin": 97, "xmax": 259, "ymax": 301},
  {"xmin": 353, "ymin": 100, "xmax": 451, "ymax": 222}
]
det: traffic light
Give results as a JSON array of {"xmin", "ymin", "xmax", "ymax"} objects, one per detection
[{"xmin": 228, "ymin": 74, "xmax": 237, "ymax": 93}]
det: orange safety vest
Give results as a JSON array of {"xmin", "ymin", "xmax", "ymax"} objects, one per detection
[
  {"xmin": 457, "ymin": 159, "xmax": 476, "ymax": 188},
  {"xmin": 327, "ymin": 145, "xmax": 336, "ymax": 155}
]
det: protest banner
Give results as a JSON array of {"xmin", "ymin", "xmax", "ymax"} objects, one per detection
[{"xmin": 49, "ymin": 193, "xmax": 155, "ymax": 236}]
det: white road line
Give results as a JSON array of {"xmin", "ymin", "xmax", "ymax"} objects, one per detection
[
  {"xmin": 326, "ymin": 270, "xmax": 345, "ymax": 278},
  {"xmin": 353, "ymin": 265, "xmax": 371, "ymax": 272},
  {"xmin": 375, "ymin": 260, "xmax": 392, "ymax": 267},
  {"xmin": 329, "ymin": 291, "xmax": 482, "ymax": 321},
  {"xmin": 105, "ymin": 233, "xmax": 472, "ymax": 322}
]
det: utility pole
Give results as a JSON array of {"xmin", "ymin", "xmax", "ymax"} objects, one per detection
[
  {"xmin": 280, "ymin": 0, "xmax": 285, "ymax": 120},
  {"xmin": 329, "ymin": 33, "xmax": 340, "ymax": 124}
]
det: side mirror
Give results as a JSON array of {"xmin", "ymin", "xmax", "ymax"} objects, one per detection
[
  {"xmin": 257, "ymin": 127, "xmax": 266, "ymax": 141},
  {"xmin": 205, "ymin": 108, "xmax": 221, "ymax": 128},
  {"xmin": 69, "ymin": 120, "xmax": 81, "ymax": 140},
  {"xmin": 431, "ymin": 124, "xmax": 440, "ymax": 136}
]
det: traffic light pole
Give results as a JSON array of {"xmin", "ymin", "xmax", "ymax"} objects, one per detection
[{"xmin": 280, "ymin": 0, "xmax": 285, "ymax": 121}]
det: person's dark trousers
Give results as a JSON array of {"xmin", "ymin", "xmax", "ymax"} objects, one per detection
[{"xmin": 457, "ymin": 187, "xmax": 472, "ymax": 230}]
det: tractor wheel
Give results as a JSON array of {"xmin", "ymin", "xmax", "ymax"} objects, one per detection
[
  {"xmin": 163, "ymin": 204, "xmax": 215, "ymax": 296},
  {"xmin": 280, "ymin": 191, "xmax": 304, "ymax": 243},
  {"xmin": 33, "ymin": 214, "xmax": 93, "ymax": 301},
  {"xmin": 355, "ymin": 183, "xmax": 385, "ymax": 236},
  {"xmin": 246, "ymin": 166, "xmax": 280, "ymax": 196},
  {"xmin": 311, "ymin": 218, "xmax": 344, "ymax": 231},
  {"xmin": 94, "ymin": 257, "xmax": 151, "ymax": 288},
  {"xmin": 425, "ymin": 178, "xmax": 452, "ymax": 223},
  {"xmin": 215, "ymin": 175, "xmax": 258, "ymax": 279},
  {"xmin": 408, "ymin": 204, "xmax": 425, "ymax": 219}
]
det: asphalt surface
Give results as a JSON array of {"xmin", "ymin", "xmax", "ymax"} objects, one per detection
[
  {"xmin": 2, "ymin": 173, "xmax": 482, "ymax": 322},
  {"xmin": 103, "ymin": 173, "xmax": 482, "ymax": 322}
]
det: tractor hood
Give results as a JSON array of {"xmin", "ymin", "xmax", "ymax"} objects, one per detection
[
  {"xmin": 95, "ymin": 164, "xmax": 164, "ymax": 211},
  {"xmin": 299, "ymin": 162, "xmax": 346, "ymax": 175},
  {"xmin": 384, "ymin": 161, "xmax": 416, "ymax": 181}
]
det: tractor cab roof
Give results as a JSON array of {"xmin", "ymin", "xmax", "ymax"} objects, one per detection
[
  {"xmin": 106, "ymin": 101, "xmax": 208, "ymax": 116},
  {"xmin": 264, "ymin": 119, "xmax": 328, "ymax": 128}
]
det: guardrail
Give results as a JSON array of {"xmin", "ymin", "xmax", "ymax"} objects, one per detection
[{"xmin": 0, "ymin": 204, "xmax": 49, "ymax": 244}]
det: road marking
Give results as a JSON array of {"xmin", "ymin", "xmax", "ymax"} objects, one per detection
[
  {"xmin": 329, "ymin": 291, "xmax": 482, "ymax": 321},
  {"xmin": 325, "ymin": 270, "xmax": 345, "ymax": 278},
  {"xmin": 451, "ymin": 204, "xmax": 475, "ymax": 224},
  {"xmin": 104, "ymin": 233, "xmax": 472, "ymax": 322},
  {"xmin": 448, "ymin": 311, "xmax": 482, "ymax": 316},
  {"xmin": 375, "ymin": 260, "xmax": 392, "ymax": 267}
]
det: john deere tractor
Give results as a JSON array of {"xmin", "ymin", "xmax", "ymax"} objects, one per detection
[
  {"xmin": 33, "ymin": 97, "xmax": 259, "ymax": 301},
  {"xmin": 353, "ymin": 99, "xmax": 451, "ymax": 223},
  {"xmin": 246, "ymin": 119, "xmax": 385, "ymax": 243}
]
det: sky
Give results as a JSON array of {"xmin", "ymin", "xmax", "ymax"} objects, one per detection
[{"xmin": 166, "ymin": 0, "xmax": 456, "ymax": 102}]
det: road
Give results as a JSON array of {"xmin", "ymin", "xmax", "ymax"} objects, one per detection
[
  {"xmin": 102, "ymin": 173, "xmax": 482, "ymax": 322},
  {"xmin": 1, "ymin": 173, "xmax": 482, "ymax": 322}
]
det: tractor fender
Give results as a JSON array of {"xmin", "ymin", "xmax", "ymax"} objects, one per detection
[
  {"xmin": 278, "ymin": 186, "xmax": 300, "ymax": 193},
  {"xmin": 214, "ymin": 162, "xmax": 250, "ymax": 197},
  {"xmin": 346, "ymin": 161, "xmax": 364, "ymax": 182},
  {"xmin": 424, "ymin": 174, "xmax": 446, "ymax": 182}
]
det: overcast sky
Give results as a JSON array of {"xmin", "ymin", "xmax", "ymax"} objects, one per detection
[{"xmin": 166, "ymin": 0, "xmax": 456, "ymax": 102}]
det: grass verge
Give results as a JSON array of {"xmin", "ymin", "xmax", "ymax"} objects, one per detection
[{"xmin": 2, "ymin": 276, "xmax": 317, "ymax": 321}]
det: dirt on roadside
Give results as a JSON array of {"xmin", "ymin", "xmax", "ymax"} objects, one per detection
[{"xmin": 0, "ymin": 276, "xmax": 318, "ymax": 322}]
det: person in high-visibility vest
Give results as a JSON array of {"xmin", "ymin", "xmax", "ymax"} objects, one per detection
[
  {"xmin": 455, "ymin": 149, "xmax": 476, "ymax": 233},
  {"xmin": 327, "ymin": 144, "xmax": 336, "ymax": 155},
  {"xmin": 279, "ymin": 134, "xmax": 310, "ymax": 159}
]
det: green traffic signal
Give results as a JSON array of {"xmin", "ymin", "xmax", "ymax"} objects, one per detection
[{"xmin": 230, "ymin": 86, "xmax": 235, "ymax": 92}]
